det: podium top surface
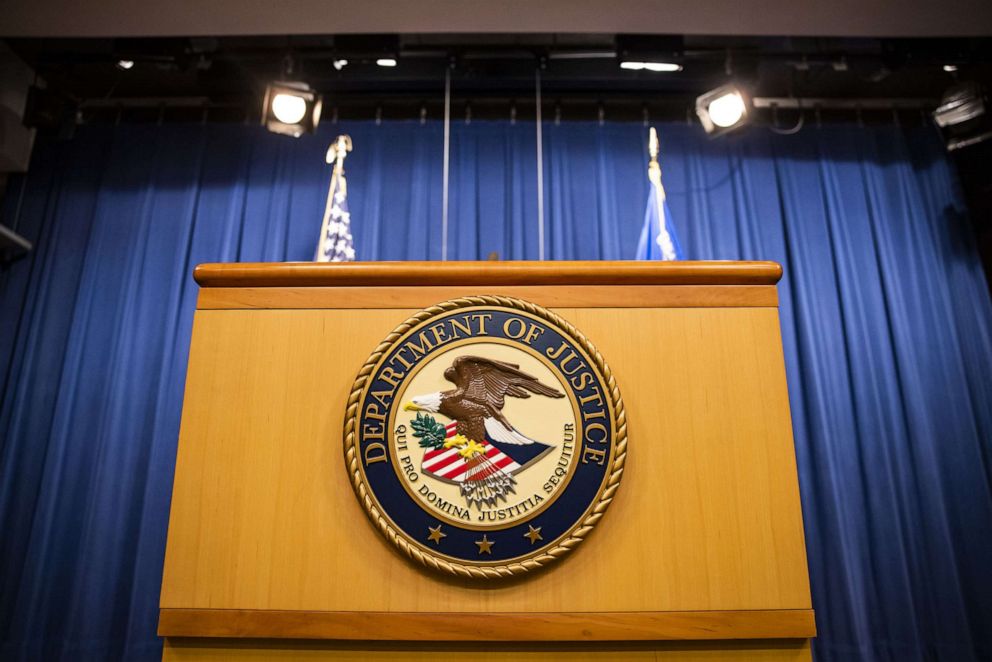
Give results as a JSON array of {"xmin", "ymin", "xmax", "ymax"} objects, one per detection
[{"xmin": 193, "ymin": 260, "xmax": 782, "ymax": 288}]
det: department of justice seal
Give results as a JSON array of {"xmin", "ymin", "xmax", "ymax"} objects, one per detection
[{"xmin": 343, "ymin": 296, "xmax": 626, "ymax": 579}]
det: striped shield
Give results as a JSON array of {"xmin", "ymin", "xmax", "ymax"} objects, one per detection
[{"xmin": 421, "ymin": 422, "xmax": 551, "ymax": 484}]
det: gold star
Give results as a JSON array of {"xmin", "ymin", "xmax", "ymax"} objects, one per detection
[
  {"xmin": 427, "ymin": 525, "xmax": 446, "ymax": 544},
  {"xmin": 524, "ymin": 525, "xmax": 543, "ymax": 544},
  {"xmin": 475, "ymin": 535, "xmax": 494, "ymax": 554}
]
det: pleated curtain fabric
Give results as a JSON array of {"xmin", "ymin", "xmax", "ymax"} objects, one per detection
[{"xmin": 1, "ymin": 120, "xmax": 990, "ymax": 661}]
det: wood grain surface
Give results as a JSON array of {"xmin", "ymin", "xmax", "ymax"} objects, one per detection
[
  {"xmin": 162, "ymin": 638, "xmax": 813, "ymax": 662},
  {"xmin": 192, "ymin": 261, "xmax": 783, "ymax": 288},
  {"xmin": 159, "ymin": 608, "xmax": 815, "ymax": 640},
  {"xmin": 161, "ymin": 304, "xmax": 810, "ymax": 614},
  {"xmin": 196, "ymin": 285, "xmax": 778, "ymax": 310}
]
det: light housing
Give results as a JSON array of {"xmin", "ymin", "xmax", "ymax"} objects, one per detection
[
  {"xmin": 619, "ymin": 61, "xmax": 682, "ymax": 72},
  {"xmin": 933, "ymin": 82, "xmax": 991, "ymax": 151},
  {"xmin": 261, "ymin": 81, "xmax": 322, "ymax": 138},
  {"xmin": 695, "ymin": 84, "xmax": 751, "ymax": 137},
  {"xmin": 934, "ymin": 82, "xmax": 985, "ymax": 127}
]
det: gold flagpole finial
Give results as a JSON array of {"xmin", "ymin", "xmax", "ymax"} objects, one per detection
[{"xmin": 326, "ymin": 134, "xmax": 353, "ymax": 170}]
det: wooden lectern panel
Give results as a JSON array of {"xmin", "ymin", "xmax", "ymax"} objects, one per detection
[
  {"xmin": 162, "ymin": 639, "xmax": 812, "ymax": 661},
  {"xmin": 160, "ymin": 261, "xmax": 812, "ymax": 661}
]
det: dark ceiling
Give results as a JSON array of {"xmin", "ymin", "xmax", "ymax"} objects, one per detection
[{"xmin": 6, "ymin": 33, "xmax": 992, "ymax": 124}]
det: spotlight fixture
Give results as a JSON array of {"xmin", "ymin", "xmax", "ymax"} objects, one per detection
[
  {"xmin": 619, "ymin": 61, "xmax": 682, "ymax": 72},
  {"xmin": 376, "ymin": 58, "xmax": 398, "ymax": 67},
  {"xmin": 934, "ymin": 83, "xmax": 984, "ymax": 127},
  {"xmin": 933, "ymin": 82, "xmax": 991, "ymax": 151},
  {"xmin": 116, "ymin": 59, "xmax": 135, "ymax": 70},
  {"xmin": 943, "ymin": 64, "xmax": 958, "ymax": 73},
  {"xmin": 333, "ymin": 59, "xmax": 349, "ymax": 71},
  {"xmin": 261, "ymin": 81, "xmax": 322, "ymax": 138},
  {"xmin": 695, "ymin": 84, "xmax": 750, "ymax": 136}
]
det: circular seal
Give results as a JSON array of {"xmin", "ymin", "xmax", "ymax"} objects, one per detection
[{"xmin": 343, "ymin": 296, "xmax": 626, "ymax": 579}]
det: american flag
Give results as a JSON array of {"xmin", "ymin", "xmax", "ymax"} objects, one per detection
[
  {"xmin": 317, "ymin": 184, "xmax": 355, "ymax": 262},
  {"xmin": 421, "ymin": 422, "xmax": 526, "ymax": 483},
  {"xmin": 316, "ymin": 135, "xmax": 356, "ymax": 262}
]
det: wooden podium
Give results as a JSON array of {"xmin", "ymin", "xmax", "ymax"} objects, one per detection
[{"xmin": 159, "ymin": 261, "xmax": 814, "ymax": 661}]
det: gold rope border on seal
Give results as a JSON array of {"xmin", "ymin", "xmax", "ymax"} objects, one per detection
[{"xmin": 343, "ymin": 296, "xmax": 627, "ymax": 579}]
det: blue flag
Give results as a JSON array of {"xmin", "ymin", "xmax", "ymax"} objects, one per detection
[{"xmin": 636, "ymin": 185, "xmax": 684, "ymax": 261}]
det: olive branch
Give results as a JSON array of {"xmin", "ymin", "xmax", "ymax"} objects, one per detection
[{"xmin": 411, "ymin": 412, "xmax": 447, "ymax": 449}]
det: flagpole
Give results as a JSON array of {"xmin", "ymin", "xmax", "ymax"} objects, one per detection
[
  {"xmin": 647, "ymin": 127, "xmax": 676, "ymax": 260},
  {"xmin": 441, "ymin": 68, "xmax": 451, "ymax": 262},
  {"xmin": 535, "ymin": 67, "xmax": 545, "ymax": 261},
  {"xmin": 315, "ymin": 135, "xmax": 352, "ymax": 262}
]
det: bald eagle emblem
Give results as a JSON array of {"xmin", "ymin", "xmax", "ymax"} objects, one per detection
[{"xmin": 404, "ymin": 355, "xmax": 564, "ymax": 508}]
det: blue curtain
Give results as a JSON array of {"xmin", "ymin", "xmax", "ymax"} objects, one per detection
[{"xmin": 1, "ymin": 120, "xmax": 990, "ymax": 661}]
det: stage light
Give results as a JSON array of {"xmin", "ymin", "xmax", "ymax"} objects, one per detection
[
  {"xmin": 261, "ymin": 82, "xmax": 322, "ymax": 138},
  {"xmin": 708, "ymin": 93, "xmax": 746, "ymax": 127},
  {"xmin": 619, "ymin": 61, "xmax": 682, "ymax": 73},
  {"xmin": 271, "ymin": 94, "xmax": 307, "ymax": 124},
  {"xmin": 933, "ymin": 82, "xmax": 990, "ymax": 150},
  {"xmin": 934, "ymin": 83, "xmax": 985, "ymax": 127},
  {"xmin": 943, "ymin": 64, "xmax": 958, "ymax": 73},
  {"xmin": 695, "ymin": 84, "xmax": 750, "ymax": 136},
  {"xmin": 116, "ymin": 59, "xmax": 134, "ymax": 70},
  {"xmin": 333, "ymin": 59, "xmax": 348, "ymax": 71},
  {"xmin": 376, "ymin": 58, "xmax": 398, "ymax": 67}
]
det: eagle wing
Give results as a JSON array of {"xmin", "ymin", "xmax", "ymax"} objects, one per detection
[{"xmin": 444, "ymin": 356, "xmax": 564, "ymax": 443}]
